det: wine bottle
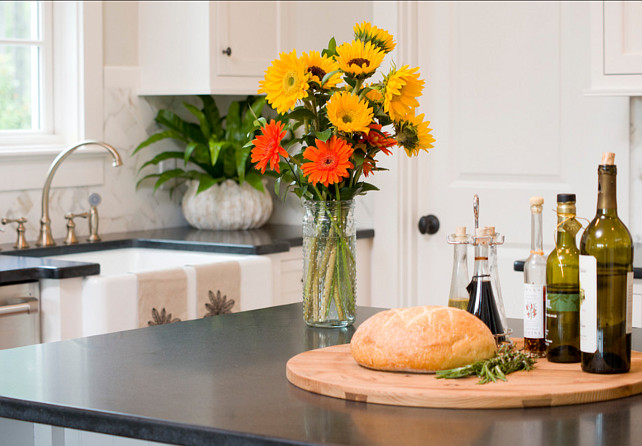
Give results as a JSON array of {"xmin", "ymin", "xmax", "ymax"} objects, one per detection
[
  {"xmin": 546, "ymin": 194, "xmax": 581, "ymax": 363},
  {"xmin": 448, "ymin": 226, "xmax": 470, "ymax": 310},
  {"xmin": 524, "ymin": 196, "xmax": 547, "ymax": 356},
  {"xmin": 579, "ymin": 152, "xmax": 633, "ymax": 374}
]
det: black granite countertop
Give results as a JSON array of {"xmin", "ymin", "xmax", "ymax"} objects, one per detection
[
  {"xmin": 0, "ymin": 303, "xmax": 640, "ymax": 446},
  {"xmin": 0, "ymin": 224, "xmax": 375, "ymax": 285}
]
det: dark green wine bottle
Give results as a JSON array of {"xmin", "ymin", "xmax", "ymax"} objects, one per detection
[
  {"xmin": 546, "ymin": 194, "xmax": 581, "ymax": 363},
  {"xmin": 579, "ymin": 152, "xmax": 633, "ymax": 374}
]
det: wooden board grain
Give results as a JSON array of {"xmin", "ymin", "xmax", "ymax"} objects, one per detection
[{"xmin": 286, "ymin": 343, "xmax": 642, "ymax": 409}]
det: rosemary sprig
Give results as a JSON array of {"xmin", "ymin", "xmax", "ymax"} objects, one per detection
[{"xmin": 435, "ymin": 344, "xmax": 537, "ymax": 384}]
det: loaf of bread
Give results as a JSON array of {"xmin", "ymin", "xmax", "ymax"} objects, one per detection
[{"xmin": 350, "ymin": 306, "xmax": 497, "ymax": 372}]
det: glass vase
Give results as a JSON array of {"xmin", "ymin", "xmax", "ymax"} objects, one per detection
[{"xmin": 302, "ymin": 199, "xmax": 356, "ymax": 327}]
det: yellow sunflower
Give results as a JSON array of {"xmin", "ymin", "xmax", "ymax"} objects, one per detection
[
  {"xmin": 258, "ymin": 50, "xmax": 310, "ymax": 115},
  {"xmin": 301, "ymin": 50, "xmax": 342, "ymax": 90},
  {"xmin": 394, "ymin": 112, "xmax": 435, "ymax": 157},
  {"xmin": 383, "ymin": 65, "xmax": 425, "ymax": 121},
  {"xmin": 326, "ymin": 91, "xmax": 374, "ymax": 133},
  {"xmin": 335, "ymin": 40, "xmax": 385, "ymax": 80},
  {"xmin": 354, "ymin": 21, "xmax": 396, "ymax": 54}
]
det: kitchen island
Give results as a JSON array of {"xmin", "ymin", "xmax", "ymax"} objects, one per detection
[{"xmin": 0, "ymin": 303, "xmax": 640, "ymax": 446}]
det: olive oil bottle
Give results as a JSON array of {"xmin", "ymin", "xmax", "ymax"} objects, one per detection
[
  {"xmin": 546, "ymin": 194, "xmax": 581, "ymax": 363},
  {"xmin": 579, "ymin": 152, "xmax": 633, "ymax": 374}
]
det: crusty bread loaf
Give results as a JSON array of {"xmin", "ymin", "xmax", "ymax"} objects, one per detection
[{"xmin": 350, "ymin": 306, "xmax": 497, "ymax": 372}]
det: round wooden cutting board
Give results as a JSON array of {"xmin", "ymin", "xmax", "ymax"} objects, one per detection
[{"xmin": 286, "ymin": 344, "xmax": 642, "ymax": 409}]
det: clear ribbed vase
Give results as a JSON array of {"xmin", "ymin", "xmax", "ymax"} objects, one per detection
[{"xmin": 302, "ymin": 199, "xmax": 356, "ymax": 328}]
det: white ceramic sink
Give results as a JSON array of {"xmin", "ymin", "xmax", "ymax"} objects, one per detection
[
  {"xmin": 45, "ymin": 247, "xmax": 252, "ymax": 276},
  {"xmin": 39, "ymin": 248, "xmax": 273, "ymax": 342}
]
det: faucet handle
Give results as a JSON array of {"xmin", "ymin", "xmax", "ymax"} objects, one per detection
[
  {"xmin": 63, "ymin": 212, "xmax": 88, "ymax": 245},
  {"xmin": 2, "ymin": 217, "xmax": 30, "ymax": 250}
]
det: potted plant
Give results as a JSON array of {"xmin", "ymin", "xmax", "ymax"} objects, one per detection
[{"xmin": 134, "ymin": 95, "xmax": 273, "ymax": 230}]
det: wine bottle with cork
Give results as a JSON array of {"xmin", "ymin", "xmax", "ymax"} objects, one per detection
[
  {"xmin": 579, "ymin": 152, "xmax": 633, "ymax": 374},
  {"xmin": 524, "ymin": 196, "xmax": 547, "ymax": 356},
  {"xmin": 546, "ymin": 194, "xmax": 581, "ymax": 363}
]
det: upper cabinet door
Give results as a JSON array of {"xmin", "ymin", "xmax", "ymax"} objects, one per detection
[
  {"xmin": 214, "ymin": 2, "xmax": 281, "ymax": 79},
  {"xmin": 590, "ymin": 1, "xmax": 642, "ymax": 96},
  {"xmin": 138, "ymin": 1, "xmax": 283, "ymax": 95}
]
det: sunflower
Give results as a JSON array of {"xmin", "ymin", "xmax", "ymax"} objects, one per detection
[
  {"xmin": 383, "ymin": 65, "xmax": 425, "ymax": 121},
  {"xmin": 363, "ymin": 123, "xmax": 396, "ymax": 156},
  {"xmin": 302, "ymin": 50, "xmax": 341, "ymax": 90},
  {"xmin": 258, "ymin": 50, "xmax": 310, "ymax": 114},
  {"xmin": 251, "ymin": 120, "xmax": 289, "ymax": 173},
  {"xmin": 301, "ymin": 136, "xmax": 354, "ymax": 187},
  {"xmin": 326, "ymin": 91, "xmax": 373, "ymax": 133},
  {"xmin": 394, "ymin": 112, "xmax": 435, "ymax": 157},
  {"xmin": 335, "ymin": 40, "xmax": 385, "ymax": 79},
  {"xmin": 354, "ymin": 21, "xmax": 396, "ymax": 54}
]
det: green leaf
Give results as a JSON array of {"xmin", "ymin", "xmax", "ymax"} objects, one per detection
[
  {"xmin": 137, "ymin": 151, "xmax": 185, "ymax": 173},
  {"xmin": 245, "ymin": 171, "xmax": 264, "ymax": 192},
  {"xmin": 315, "ymin": 129, "xmax": 332, "ymax": 142},
  {"xmin": 225, "ymin": 101, "xmax": 242, "ymax": 143},
  {"xmin": 322, "ymin": 37, "xmax": 337, "ymax": 58},
  {"xmin": 287, "ymin": 107, "xmax": 316, "ymax": 122},
  {"xmin": 320, "ymin": 69, "xmax": 341, "ymax": 87},
  {"xmin": 133, "ymin": 130, "xmax": 187, "ymax": 155},
  {"xmin": 150, "ymin": 168, "xmax": 188, "ymax": 192},
  {"xmin": 199, "ymin": 95, "xmax": 224, "ymax": 139},
  {"xmin": 235, "ymin": 145, "xmax": 250, "ymax": 183},
  {"xmin": 155, "ymin": 110, "xmax": 205, "ymax": 144},
  {"xmin": 196, "ymin": 176, "xmax": 218, "ymax": 194},
  {"xmin": 182, "ymin": 142, "xmax": 198, "ymax": 166},
  {"xmin": 184, "ymin": 102, "xmax": 211, "ymax": 140},
  {"xmin": 209, "ymin": 140, "xmax": 228, "ymax": 167},
  {"xmin": 242, "ymin": 96, "xmax": 266, "ymax": 133}
]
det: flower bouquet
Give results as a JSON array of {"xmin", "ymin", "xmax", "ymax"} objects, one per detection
[{"xmin": 249, "ymin": 22, "xmax": 435, "ymax": 327}]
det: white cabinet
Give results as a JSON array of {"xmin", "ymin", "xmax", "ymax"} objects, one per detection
[
  {"xmin": 138, "ymin": 1, "xmax": 283, "ymax": 95},
  {"xmin": 138, "ymin": 1, "xmax": 374, "ymax": 95},
  {"xmin": 590, "ymin": 1, "xmax": 642, "ymax": 95}
]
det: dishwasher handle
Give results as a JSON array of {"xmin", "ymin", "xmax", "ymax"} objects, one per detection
[{"xmin": 0, "ymin": 300, "xmax": 38, "ymax": 317}]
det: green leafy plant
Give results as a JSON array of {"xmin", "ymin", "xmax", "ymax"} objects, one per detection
[{"xmin": 134, "ymin": 95, "xmax": 267, "ymax": 196}]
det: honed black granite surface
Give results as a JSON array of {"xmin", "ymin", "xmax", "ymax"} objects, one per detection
[
  {"xmin": 0, "ymin": 303, "xmax": 641, "ymax": 446},
  {"xmin": 0, "ymin": 224, "xmax": 375, "ymax": 285}
]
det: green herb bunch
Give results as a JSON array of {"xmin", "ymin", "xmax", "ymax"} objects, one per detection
[{"xmin": 436, "ymin": 344, "xmax": 537, "ymax": 384}]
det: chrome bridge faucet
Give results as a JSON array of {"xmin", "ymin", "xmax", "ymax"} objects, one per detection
[{"xmin": 36, "ymin": 141, "xmax": 123, "ymax": 247}]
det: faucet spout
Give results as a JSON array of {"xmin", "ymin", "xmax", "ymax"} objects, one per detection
[{"xmin": 36, "ymin": 141, "xmax": 123, "ymax": 247}]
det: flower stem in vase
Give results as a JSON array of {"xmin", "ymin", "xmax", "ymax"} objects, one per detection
[{"xmin": 320, "ymin": 242, "xmax": 338, "ymax": 320}]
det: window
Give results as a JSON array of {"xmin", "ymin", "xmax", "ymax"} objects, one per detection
[
  {"xmin": 0, "ymin": 1, "xmax": 104, "ymax": 192},
  {"xmin": 0, "ymin": 1, "xmax": 103, "ymax": 155}
]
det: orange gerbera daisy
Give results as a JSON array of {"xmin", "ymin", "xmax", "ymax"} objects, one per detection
[
  {"xmin": 301, "ymin": 136, "xmax": 354, "ymax": 187},
  {"xmin": 251, "ymin": 120, "xmax": 288, "ymax": 173},
  {"xmin": 363, "ymin": 123, "xmax": 397, "ymax": 155},
  {"xmin": 361, "ymin": 157, "xmax": 375, "ymax": 177}
]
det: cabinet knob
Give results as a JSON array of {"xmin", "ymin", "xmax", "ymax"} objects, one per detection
[
  {"xmin": 418, "ymin": 215, "xmax": 440, "ymax": 235},
  {"xmin": 222, "ymin": 47, "xmax": 232, "ymax": 56}
]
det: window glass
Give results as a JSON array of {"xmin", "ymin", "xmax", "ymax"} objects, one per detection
[{"xmin": 0, "ymin": 1, "xmax": 41, "ymax": 131}]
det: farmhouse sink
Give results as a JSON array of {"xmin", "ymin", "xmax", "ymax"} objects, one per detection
[{"xmin": 38, "ymin": 248, "xmax": 273, "ymax": 342}]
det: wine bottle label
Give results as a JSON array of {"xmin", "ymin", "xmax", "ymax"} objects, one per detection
[
  {"xmin": 579, "ymin": 255, "xmax": 597, "ymax": 353},
  {"xmin": 546, "ymin": 292, "xmax": 580, "ymax": 312},
  {"xmin": 523, "ymin": 284, "xmax": 545, "ymax": 338},
  {"xmin": 627, "ymin": 271, "xmax": 634, "ymax": 334}
]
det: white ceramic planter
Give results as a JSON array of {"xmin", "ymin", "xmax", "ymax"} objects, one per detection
[{"xmin": 181, "ymin": 179, "xmax": 273, "ymax": 230}]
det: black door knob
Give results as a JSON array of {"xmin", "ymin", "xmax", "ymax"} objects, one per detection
[
  {"xmin": 418, "ymin": 215, "xmax": 440, "ymax": 235},
  {"xmin": 222, "ymin": 47, "xmax": 232, "ymax": 56}
]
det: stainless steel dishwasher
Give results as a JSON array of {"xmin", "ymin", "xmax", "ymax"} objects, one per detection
[{"xmin": 0, "ymin": 282, "xmax": 40, "ymax": 350}]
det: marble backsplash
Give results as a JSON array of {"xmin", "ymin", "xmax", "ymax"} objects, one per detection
[{"xmin": 0, "ymin": 67, "xmax": 374, "ymax": 248}]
